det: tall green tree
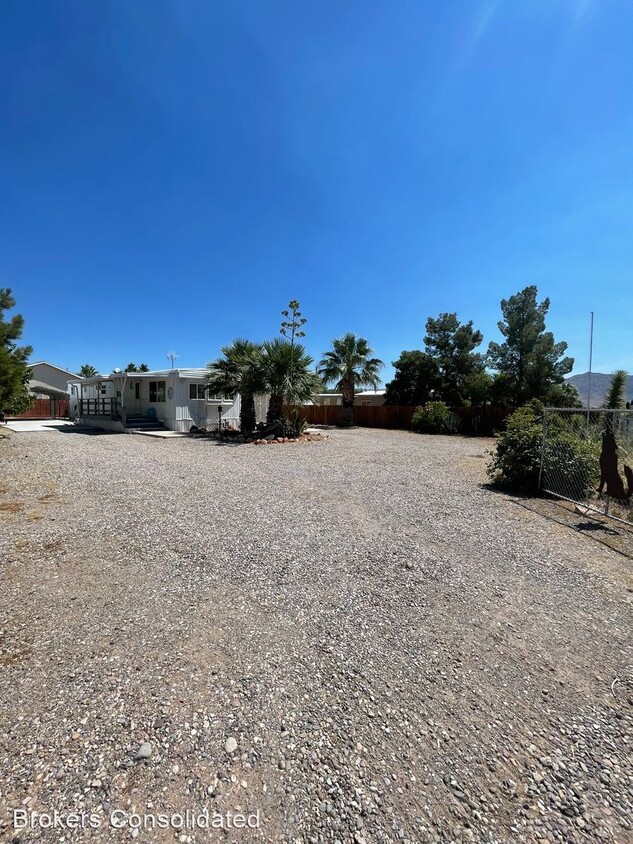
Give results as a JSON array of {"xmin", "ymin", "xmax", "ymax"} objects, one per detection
[
  {"xmin": 207, "ymin": 339, "xmax": 265, "ymax": 435},
  {"xmin": 462, "ymin": 370, "xmax": 494, "ymax": 407},
  {"xmin": 262, "ymin": 338, "xmax": 316, "ymax": 426},
  {"xmin": 384, "ymin": 351, "xmax": 439, "ymax": 406},
  {"xmin": 0, "ymin": 289, "xmax": 33, "ymax": 415},
  {"xmin": 78, "ymin": 364, "xmax": 98, "ymax": 378},
  {"xmin": 423, "ymin": 313, "xmax": 484, "ymax": 406},
  {"xmin": 318, "ymin": 333, "xmax": 383, "ymax": 426},
  {"xmin": 487, "ymin": 286, "xmax": 573, "ymax": 406}
]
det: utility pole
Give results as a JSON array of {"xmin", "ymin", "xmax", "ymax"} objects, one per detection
[{"xmin": 587, "ymin": 312, "xmax": 594, "ymax": 412}]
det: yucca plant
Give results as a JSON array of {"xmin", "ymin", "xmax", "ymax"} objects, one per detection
[{"xmin": 603, "ymin": 370, "xmax": 629, "ymax": 410}]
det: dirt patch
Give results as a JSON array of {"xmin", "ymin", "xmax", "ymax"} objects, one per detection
[{"xmin": 518, "ymin": 496, "xmax": 633, "ymax": 562}]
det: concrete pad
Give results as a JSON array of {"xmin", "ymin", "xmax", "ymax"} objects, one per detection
[
  {"xmin": 132, "ymin": 430, "xmax": 187, "ymax": 438},
  {"xmin": 5, "ymin": 420, "xmax": 77, "ymax": 433}
]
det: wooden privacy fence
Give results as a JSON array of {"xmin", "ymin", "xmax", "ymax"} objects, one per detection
[
  {"xmin": 287, "ymin": 404, "xmax": 513, "ymax": 435},
  {"xmin": 7, "ymin": 398, "xmax": 70, "ymax": 420}
]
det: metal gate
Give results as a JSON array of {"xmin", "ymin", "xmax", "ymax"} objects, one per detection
[{"xmin": 540, "ymin": 408, "xmax": 633, "ymax": 526}]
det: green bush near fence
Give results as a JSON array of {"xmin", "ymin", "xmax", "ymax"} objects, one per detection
[
  {"xmin": 487, "ymin": 403, "xmax": 600, "ymax": 495},
  {"xmin": 411, "ymin": 401, "xmax": 460, "ymax": 434}
]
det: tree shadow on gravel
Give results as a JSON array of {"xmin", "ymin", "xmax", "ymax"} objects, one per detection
[
  {"xmin": 55, "ymin": 426, "xmax": 120, "ymax": 436},
  {"xmin": 576, "ymin": 520, "xmax": 620, "ymax": 536}
]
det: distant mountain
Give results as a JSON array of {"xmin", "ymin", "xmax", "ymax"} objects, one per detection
[{"xmin": 565, "ymin": 371, "xmax": 633, "ymax": 407}]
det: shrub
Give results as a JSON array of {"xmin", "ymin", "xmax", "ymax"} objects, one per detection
[
  {"xmin": 487, "ymin": 403, "xmax": 600, "ymax": 495},
  {"xmin": 487, "ymin": 405, "xmax": 543, "ymax": 493},
  {"xmin": 411, "ymin": 401, "xmax": 458, "ymax": 434},
  {"xmin": 544, "ymin": 430, "xmax": 599, "ymax": 497}
]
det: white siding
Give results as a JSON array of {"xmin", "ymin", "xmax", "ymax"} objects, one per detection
[
  {"xmin": 174, "ymin": 377, "xmax": 208, "ymax": 432},
  {"xmin": 221, "ymin": 394, "xmax": 241, "ymax": 426}
]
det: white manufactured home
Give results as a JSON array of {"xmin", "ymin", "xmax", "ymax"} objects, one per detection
[{"xmin": 68, "ymin": 369, "xmax": 243, "ymax": 433}]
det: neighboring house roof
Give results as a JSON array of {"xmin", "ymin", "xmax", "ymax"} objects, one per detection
[
  {"xmin": 30, "ymin": 361, "xmax": 78, "ymax": 377},
  {"xmin": 28, "ymin": 379, "xmax": 69, "ymax": 399}
]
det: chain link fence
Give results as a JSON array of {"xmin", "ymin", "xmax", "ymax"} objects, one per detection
[{"xmin": 539, "ymin": 408, "xmax": 633, "ymax": 526}]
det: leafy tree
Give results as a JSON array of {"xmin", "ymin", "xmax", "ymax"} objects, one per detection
[
  {"xmin": 603, "ymin": 370, "xmax": 629, "ymax": 409},
  {"xmin": 547, "ymin": 381, "xmax": 582, "ymax": 408},
  {"xmin": 423, "ymin": 313, "xmax": 484, "ymax": 406},
  {"xmin": 0, "ymin": 289, "xmax": 33, "ymax": 415},
  {"xmin": 384, "ymin": 351, "xmax": 439, "ymax": 406},
  {"xmin": 462, "ymin": 370, "xmax": 493, "ymax": 407},
  {"xmin": 78, "ymin": 364, "xmax": 98, "ymax": 378},
  {"xmin": 207, "ymin": 339, "xmax": 265, "ymax": 435},
  {"xmin": 262, "ymin": 338, "xmax": 316, "ymax": 426},
  {"xmin": 318, "ymin": 333, "xmax": 383, "ymax": 426},
  {"xmin": 487, "ymin": 286, "xmax": 573, "ymax": 406}
]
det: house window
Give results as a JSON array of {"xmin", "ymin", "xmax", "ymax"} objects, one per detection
[
  {"xmin": 189, "ymin": 384, "xmax": 207, "ymax": 400},
  {"xmin": 149, "ymin": 381, "xmax": 166, "ymax": 402}
]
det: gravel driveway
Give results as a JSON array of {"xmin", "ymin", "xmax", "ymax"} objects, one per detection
[{"xmin": 0, "ymin": 427, "xmax": 631, "ymax": 844}]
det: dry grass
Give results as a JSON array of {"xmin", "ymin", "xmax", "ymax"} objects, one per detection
[
  {"xmin": 37, "ymin": 492, "xmax": 60, "ymax": 503},
  {"xmin": 0, "ymin": 501, "xmax": 24, "ymax": 513}
]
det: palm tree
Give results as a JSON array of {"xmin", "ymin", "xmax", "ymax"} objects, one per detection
[
  {"xmin": 78, "ymin": 364, "xmax": 98, "ymax": 378},
  {"xmin": 318, "ymin": 333, "xmax": 383, "ymax": 426},
  {"xmin": 139, "ymin": 363, "xmax": 150, "ymax": 372},
  {"xmin": 207, "ymin": 340, "xmax": 265, "ymax": 435},
  {"xmin": 261, "ymin": 338, "xmax": 317, "ymax": 426}
]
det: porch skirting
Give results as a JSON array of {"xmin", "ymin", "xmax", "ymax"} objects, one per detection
[{"xmin": 78, "ymin": 416, "xmax": 125, "ymax": 433}]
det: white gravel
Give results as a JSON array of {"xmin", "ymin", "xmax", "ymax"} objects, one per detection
[{"xmin": 0, "ymin": 427, "xmax": 631, "ymax": 843}]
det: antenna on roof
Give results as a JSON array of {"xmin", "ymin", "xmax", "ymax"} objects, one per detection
[{"xmin": 167, "ymin": 352, "xmax": 178, "ymax": 371}]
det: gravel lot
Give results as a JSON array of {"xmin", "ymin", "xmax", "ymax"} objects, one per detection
[{"xmin": 0, "ymin": 427, "xmax": 631, "ymax": 844}]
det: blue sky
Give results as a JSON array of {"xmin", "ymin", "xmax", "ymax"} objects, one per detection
[{"xmin": 1, "ymin": 0, "xmax": 631, "ymax": 381}]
